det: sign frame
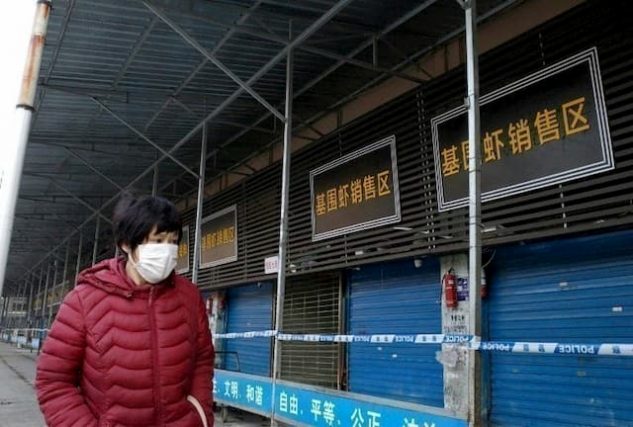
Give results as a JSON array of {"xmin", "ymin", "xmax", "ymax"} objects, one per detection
[
  {"xmin": 309, "ymin": 135, "xmax": 401, "ymax": 241},
  {"xmin": 199, "ymin": 205, "xmax": 238, "ymax": 269},
  {"xmin": 431, "ymin": 47, "xmax": 613, "ymax": 211},
  {"xmin": 176, "ymin": 225, "xmax": 190, "ymax": 275}
]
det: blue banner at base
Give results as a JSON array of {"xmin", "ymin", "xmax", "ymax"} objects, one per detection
[{"xmin": 214, "ymin": 369, "xmax": 465, "ymax": 427}]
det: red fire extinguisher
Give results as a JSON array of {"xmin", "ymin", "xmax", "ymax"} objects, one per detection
[{"xmin": 443, "ymin": 268, "xmax": 458, "ymax": 309}]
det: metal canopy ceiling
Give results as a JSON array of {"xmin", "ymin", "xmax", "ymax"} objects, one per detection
[{"xmin": 5, "ymin": 0, "xmax": 514, "ymax": 293}]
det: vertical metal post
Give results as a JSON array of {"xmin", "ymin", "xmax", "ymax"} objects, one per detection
[
  {"xmin": 372, "ymin": 36, "xmax": 378, "ymax": 67},
  {"xmin": 152, "ymin": 164, "xmax": 159, "ymax": 196},
  {"xmin": 192, "ymin": 125, "xmax": 207, "ymax": 284},
  {"xmin": 4, "ymin": 297, "xmax": 12, "ymax": 328},
  {"xmin": 62, "ymin": 241, "xmax": 70, "ymax": 287},
  {"xmin": 92, "ymin": 217, "xmax": 100, "ymax": 266},
  {"xmin": 27, "ymin": 274, "xmax": 35, "ymax": 324},
  {"xmin": 41, "ymin": 263, "xmax": 51, "ymax": 319},
  {"xmin": 18, "ymin": 279, "xmax": 28, "ymax": 327},
  {"xmin": 75, "ymin": 231, "xmax": 83, "ymax": 284},
  {"xmin": 271, "ymin": 29, "xmax": 294, "ymax": 427},
  {"xmin": 33, "ymin": 267, "xmax": 43, "ymax": 321},
  {"xmin": 1, "ymin": 296, "xmax": 8, "ymax": 326},
  {"xmin": 464, "ymin": 1, "xmax": 482, "ymax": 426},
  {"xmin": 49, "ymin": 259, "xmax": 58, "ymax": 326},
  {"xmin": 0, "ymin": 1, "xmax": 52, "ymax": 295}
]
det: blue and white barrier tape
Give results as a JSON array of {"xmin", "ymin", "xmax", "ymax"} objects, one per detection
[
  {"xmin": 213, "ymin": 331, "xmax": 633, "ymax": 356},
  {"xmin": 275, "ymin": 333, "xmax": 474, "ymax": 344},
  {"xmin": 473, "ymin": 341, "xmax": 633, "ymax": 356},
  {"xmin": 215, "ymin": 330, "xmax": 277, "ymax": 339}
]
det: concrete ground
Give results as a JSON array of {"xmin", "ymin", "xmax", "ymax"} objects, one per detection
[{"xmin": 0, "ymin": 341, "xmax": 269, "ymax": 426}]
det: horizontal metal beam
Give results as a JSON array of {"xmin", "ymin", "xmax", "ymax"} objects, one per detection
[
  {"xmin": 302, "ymin": 44, "xmax": 427, "ymax": 83},
  {"xmin": 164, "ymin": 7, "xmax": 426, "ymax": 84},
  {"xmin": 22, "ymin": 173, "xmax": 113, "ymax": 225},
  {"xmin": 63, "ymin": 147, "xmax": 124, "ymax": 190},
  {"xmin": 159, "ymin": 0, "xmax": 438, "ymax": 198},
  {"xmin": 170, "ymin": 97, "xmax": 276, "ymax": 135},
  {"xmin": 197, "ymin": 0, "xmax": 521, "ymax": 195},
  {"xmin": 91, "ymin": 97, "xmax": 199, "ymax": 179},
  {"xmin": 13, "ymin": 0, "xmax": 354, "ymax": 287},
  {"xmin": 142, "ymin": 0, "xmax": 286, "ymax": 122},
  {"xmin": 143, "ymin": 1, "xmax": 263, "ymax": 132}
]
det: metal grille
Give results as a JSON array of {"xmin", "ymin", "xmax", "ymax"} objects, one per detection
[
  {"xmin": 486, "ymin": 230, "xmax": 633, "ymax": 426},
  {"xmin": 183, "ymin": 2, "xmax": 633, "ymax": 290},
  {"xmin": 280, "ymin": 273, "xmax": 341, "ymax": 389}
]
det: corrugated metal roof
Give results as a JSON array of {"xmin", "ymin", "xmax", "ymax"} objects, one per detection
[{"xmin": 5, "ymin": 0, "xmax": 515, "ymax": 292}]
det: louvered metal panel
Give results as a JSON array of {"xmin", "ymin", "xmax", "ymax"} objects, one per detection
[
  {"xmin": 180, "ymin": 1, "xmax": 633, "ymax": 290},
  {"xmin": 224, "ymin": 282, "xmax": 273, "ymax": 376},
  {"xmin": 347, "ymin": 258, "xmax": 443, "ymax": 407},
  {"xmin": 486, "ymin": 230, "xmax": 633, "ymax": 426},
  {"xmin": 280, "ymin": 273, "xmax": 341, "ymax": 389}
]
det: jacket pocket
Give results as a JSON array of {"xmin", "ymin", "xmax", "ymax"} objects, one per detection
[{"xmin": 187, "ymin": 395, "xmax": 208, "ymax": 427}]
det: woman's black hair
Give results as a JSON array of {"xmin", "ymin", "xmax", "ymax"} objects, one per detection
[{"xmin": 113, "ymin": 194, "xmax": 182, "ymax": 253}]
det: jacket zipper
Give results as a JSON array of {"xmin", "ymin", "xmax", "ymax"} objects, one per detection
[{"xmin": 148, "ymin": 287, "xmax": 163, "ymax": 425}]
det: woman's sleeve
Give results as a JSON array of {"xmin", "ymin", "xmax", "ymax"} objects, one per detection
[
  {"xmin": 190, "ymin": 293, "xmax": 215, "ymax": 426},
  {"xmin": 35, "ymin": 290, "xmax": 99, "ymax": 427}
]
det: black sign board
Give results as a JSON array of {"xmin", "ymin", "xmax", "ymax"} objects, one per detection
[
  {"xmin": 200, "ymin": 205, "xmax": 237, "ymax": 268},
  {"xmin": 176, "ymin": 226, "xmax": 189, "ymax": 274},
  {"xmin": 310, "ymin": 136, "xmax": 401, "ymax": 241},
  {"xmin": 432, "ymin": 48, "xmax": 613, "ymax": 211}
]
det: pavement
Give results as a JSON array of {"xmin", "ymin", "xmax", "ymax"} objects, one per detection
[{"xmin": 0, "ymin": 341, "xmax": 270, "ymax": 427}]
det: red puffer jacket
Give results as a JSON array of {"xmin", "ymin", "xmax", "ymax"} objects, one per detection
[{"xmin": 36, "ymin": 258, "xmax": 214, "ymax": 427}]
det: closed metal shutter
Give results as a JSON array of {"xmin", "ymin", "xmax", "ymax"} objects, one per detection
[
  {"xmin": 225, "ymin": 282, "xmax": 273, "ymax": 376},
  {"xmin": 347, "ymin": 258, "xmax": 443, "ymax": 407},
  {"xmin": 281, "ymin": 273, "xmax": 341, "ymax": 389},
  {"xmin": 487, "ymin": 231, "xmax": 633, "ymax": 426}
]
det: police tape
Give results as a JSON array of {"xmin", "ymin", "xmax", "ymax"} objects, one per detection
[
  {"xmin": 215, "ymin": 330, "xmax": 278, "ymax": 339},
  {"xmin": 213, "ymin": 331, "xmax": 633, "ymax": 356}
]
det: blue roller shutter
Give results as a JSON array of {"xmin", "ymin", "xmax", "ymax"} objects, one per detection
[
  {"xmin": 347, "ymin": 258, "xmax": 443, "ymax": 407},
  {"xmin": 487, "ymin": 231, "xmax": 633, "ymax": 426},
  {"xmin": 225, "ymin": 282, "xmax": 273, "ymax": 377}
]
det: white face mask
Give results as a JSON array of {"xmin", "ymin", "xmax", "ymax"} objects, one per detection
[{"xmin": 129, "ymin": 243, "xmax": 178, "ymax": 284}]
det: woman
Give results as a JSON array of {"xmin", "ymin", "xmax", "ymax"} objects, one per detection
[{"xmin": 36, "ymin": 195, "xmax": 214, "ymax": 427}]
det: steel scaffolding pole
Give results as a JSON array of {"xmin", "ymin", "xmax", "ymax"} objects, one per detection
[
  {"xmin": 41, "ymin": 263, "xmax": 51, "ymax": 319},
  {"xmin": 92, "ymin": 217, "xmax": 100, "ymax": 266},
  {"xmin": 191, "ymin": 125, "xmax": 207, "ymax": 285},
  {"xmin": 462, "ymin": 0, "xmax": 483, "ymax": 425},
  {"xmin": 270, "ymin": 27, "xmax": 294, "ymax": 427},
  {"xmin": 62, "ymin": 241, "xmax": 70, "ymax": 286},
  {"xmin": 75, "ymin": 231, "xmax": 83, "ymax": 284},
  {"xmin": 33, "ymin": 267, "xmax": 44, "ymax": 321},
  {"xmin": 27, "ymin": 273, "xmax": 35, "ymax": 324},
  {"xmin": 152, "ymin": 165, "xmax": 159, "ymax": 197},
  {"xmin": 49, "ymin": 258, "xmax": 59, "ymax": 325}
]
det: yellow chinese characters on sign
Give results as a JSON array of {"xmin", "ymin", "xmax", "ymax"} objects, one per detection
[
  {"xmin": 483, "ymin": 129, "xmax": 504, "ymax": 163},
  {"xmin": 201, "ymin": 226, "xmax": 235, "ymax": 249},
  {"xmin": 178, "ymin": 242, "xmax": 188, "ymax": 259},
  {"xmin": 315, "ymin": 170, "xmax": 392, "ymax": 216},
  {"xmin": 562, "ymin": 97, "xmax": 590, "ymax": 136},
  {"xmin": 441, "ymin": 146, "xmax": 460, "ymax": 177},
  {"xmin": 534, "ymin": 108, "xmax": 560, "ymax": 144},
  {"xmin": 440, "ymin": 96, "xmax": 591, "ymax": 178}
]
